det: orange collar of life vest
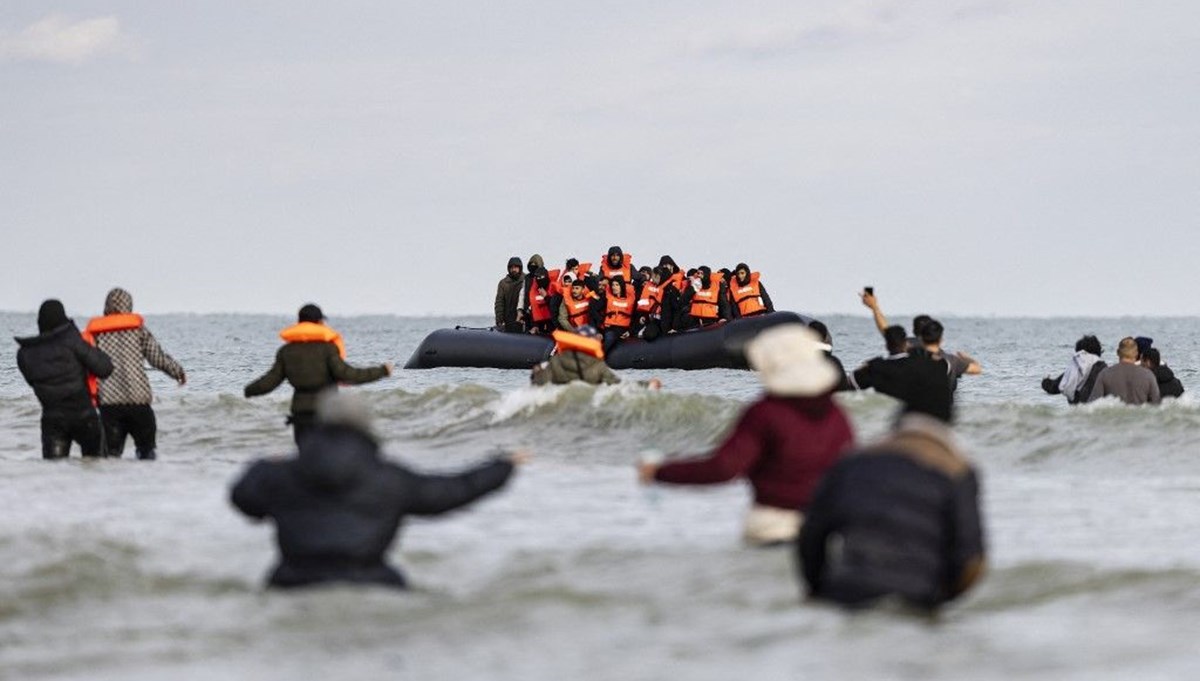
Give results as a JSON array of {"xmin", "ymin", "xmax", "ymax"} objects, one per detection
[
  {"xmin": 551, "ymin": 329, "xmax": 604, "ymax": 360},
  {"xmin": 85, "ymin": 313, "xmax": 144, "ymax": 337},
  {"xmin": 280, "ymin": 322, "xmax": 346, "ymax": 359}
]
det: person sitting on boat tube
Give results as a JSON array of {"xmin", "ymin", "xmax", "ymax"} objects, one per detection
[
  {"xmin": 523, "ymin": 267, "xmax": 558, "ymax": 336},
  {"xmin": 600, "ymin": 275, "xmax": 636, "ymax": 355},
  {"xmin": 556, "ymin": 278, "xmax": 601, "ymax": 332},
  {"xmin": 678, "ymin": 266, "xmax": 731, "ymax": 330},
  {"xmin": 729, "ymin": 263, "xmax": 774, "ymax": 319},
  {"xmin": 244, "ymin": 304, "xmax": 392, "ymax": 445},
  {"xmin": 637, "ymin": 324, "xmax": 853, "ymax": 546},
  {"xmin": 599, "ymin": 245, "xmax": 633, "ymax": 284}
]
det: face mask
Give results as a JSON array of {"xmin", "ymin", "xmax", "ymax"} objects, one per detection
[{"xmin": 691, "ymin": 279, "xmax": 702, "ymax": 292}]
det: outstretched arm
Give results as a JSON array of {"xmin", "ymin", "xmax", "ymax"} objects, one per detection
[
  {"xmin": 860, "ymin": 292, "xmax": 889, "ymax": 335},
  {"xmin": 141, "ymin": 329, "xmax": 186, "ymax": 384},
  {"xmin": 245, "ymin": 351, "xmax": 286, "ymax": 397},
  {"xmin": 403, "ymin": 458, "xmax": 516, "ymax": 516}
]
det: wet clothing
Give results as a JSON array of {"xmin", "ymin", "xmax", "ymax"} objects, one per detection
[
  {"xmin": 1042, "ymin": 357, "xmax": 1107, "ymax": 404},
  {"xmin": 799, "ymin": 415, "xmax": 986, "ymax": 611},
  {"xmin": 654, "ymin": 394, "xmax": 854, "ymax": 512},
  {"xmin": 849, "ymin": 353, "xmax": 954, "ymax": 422},
  {"xmin": 531, "ymin": 351, "xmax": 621, "ymax": 386},
  {"xmin": 244, "ymin": 341, "xmax": 389, "ymax": 443},
  {"xmin": 1149, "ymin": 365, "xmax": 1185, "ymax": 398},
  {"xmin": 231, "ymin": 425, "xmax": 515, "ymax": 589},
  {"xmin": 16, "ymin": 321, "xmax": 114, "ymax": 459},
  {"xmin": 101, "ymin": 404, "xmax": 159, "ymax": 459},
  {"xmin": 495, "ymin": 264, "xmax": 525, "ymax": 333},
  {"xmin": 1087, "ymin": 362, "xmax": 1161, "ymax": 405}
]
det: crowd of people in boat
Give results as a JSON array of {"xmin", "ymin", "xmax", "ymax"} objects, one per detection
[{"xmin": 495, "ymin": 247, "xmax": 774, "ymax": 353}]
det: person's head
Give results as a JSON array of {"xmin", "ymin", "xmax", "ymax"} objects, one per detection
[
  {"xmin": 566, "ymin": 257, "xmax": 579, "ymax": 271},
  {"xmin": 534, "ymin": 267, "xmax": 550, "ymax": 288},
  {"xmin": 883, "ymin": 325, "xmax": 908, "ymax": 355},
  {"xmin": 37, "ymin": 299, "xmax": 69, "ymax": 334},
  {"xmin": 609, "ymin": 275, "xmax": 626, "ymax": 296},
  {"xmin": 657, "ymin": 255, "xmax": 678, "ymax": 273},
  {"xmin": 1134, "ymin": 336, "xmax": 1154, "ymax": 360},
  {"xmin": 637, "ymin": 265, "xmax": 652, "ymax": 280},
  {"xmin": 1117, "ymin": 337, "xmax": 1139, "ymax": 362},
  {"xmin": 734, "ymin": 263, "xmax": 751, "ymax": 284},
  {"xmin": 507, "ymin": 256, "xmax": 523, "ymax": 279},
  {"xmin": 744, "ymin": 324, "xmax": 840, "ymax": 397},
  {"xmin": 919, "ymin": 319, "xmax": 944, "ymax": 347},
  {"xmin": 104, "ymin": 287, "xmax": 134, "ymax": 315},
  {"xmin": 526, "ymin": 254, "xmax": 543, "ymax": 274},
  {"xmin": 698, "ymin": 266, "xmax": 712, "ymax": 287},
  {"xmin": 1075, "ymin": 334, "xmax": 1102, "ymax": 356},
  {"xmin": 606, "ymin": 245, "xmax": 624, "ymax": 267},
  {"xmin": 650, "ymin": 266, "xmax": 667, "ymax": 284},
  {"xmin": 298, "ymin": 303, "xmax": 325, "ymax": 323},
  {"xmin": 570, "ymin": 279, "xmax": 586, "ymax": 299},
  {"xmin": 314, "ymin": 390, "xmax": 378, "ymax": 443},
  {"xmin": 912, "ymin": 314, "xmax": 933, "ymax": 338},
  {"xmin": 718, "ymin": 267, "xmax": 732, "ymax": 282},
  {"xmin": 807, "ymin": 320, "xmax": 832, "ymax": 347},
  {"xmin": 1142, "ymin": 347, "xmax": 1163, "ymax": 368},
  {"xmin": 685, "ymin": 267, "xmax": 698, "ymax": 279}
]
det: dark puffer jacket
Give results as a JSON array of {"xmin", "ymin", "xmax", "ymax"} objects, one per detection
[
  {"xmin": 230, "ymin": 425, "xmax": 515, "ymax": 588},
  {"xmin": 799, "ymin": 415, "xmax": 986, "ymax": 611},
  {"xmin": 244, "ymin": 342, "xmax": 389, "ymax": 415},
  {"xmin": 1151, "ymin": 365, "xmax": 1185, "ymax": 399},
  {"xmin": 16, "ymin": 323, "xmax": 113, "ymax": 414}
]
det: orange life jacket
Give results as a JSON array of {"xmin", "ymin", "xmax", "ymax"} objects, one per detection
[
  {"xmin": 603, "ymin": 288, "xmax": 636, "ymax": 329},
  {"xmin": 279, "ymin": 322, "xmax": 346, "ymax": 359},
  {"xmin": 562, "ymin": 296, "xmax": 593, "ymax": 329},
  {"xmin": 599, "ymin": 252, "xmax": 632, "ymax": 283},
  {"xmin": 730, "ymin": 272, "xmax": 767, "ymax": 316},
  {"xmin": 558, "ymin": 262, "xmax": 593, "ymax": 289},
  {"xmin": 82, "ymin": 314, "xmax": 145, "ymax": 403},
  {"xmin": 665, "ymin": 270, "xmax": 686, "ymax": 293},
  {"xmin": 636, "ymin": 282, "xmax": 663, "ymax": 316},
  {"xmin": 529, "ymin": 278, "xmax": 554, "ymax": 323},
  {"xmin": 544, "ymin": 268, "xmax": 564, "ymax": 298},
  {"xmin": 552, "ymin": 329, "xmax": 604, "ymax": 359},
  {"xmin": 689, "ymin": 273, "xmax": 724, "ymax": 320}
]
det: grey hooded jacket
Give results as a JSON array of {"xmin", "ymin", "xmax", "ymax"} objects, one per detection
[{"xmin": 91, "ymin": 288, "xmax": 185, "ymax": 406}]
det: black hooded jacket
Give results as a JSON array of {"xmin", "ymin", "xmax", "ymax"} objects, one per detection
[
  {"xmin": 230, "ymin": 425, "xmax": 515, "ymax": 588},
  {"xmin": 1151, "ymin": 365, "xmax": 1185, "ymax": 398},
  {"xmin": 16, "ymin": 322, "xmax": 113, "ymax": 415}
]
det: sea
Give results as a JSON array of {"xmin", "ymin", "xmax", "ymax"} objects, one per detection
[{"xmin": 1, "ymin": 311, "xmax": 1198, "ymax": 681}]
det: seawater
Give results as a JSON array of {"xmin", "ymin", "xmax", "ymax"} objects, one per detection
[{"xmin": 1, "ymin": 312, "xmax": 1199, "ymax": 681}]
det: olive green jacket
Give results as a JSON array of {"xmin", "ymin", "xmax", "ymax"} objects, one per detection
[
  {"xmin": 531, "ymin": 351, "xmax": 620, "ymax": 386},
  {"xmin": 244, "ymin": 342, "xmax": 388, "ymax": 414}
]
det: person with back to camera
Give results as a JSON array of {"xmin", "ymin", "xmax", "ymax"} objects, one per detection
[
  {"xmin": 636, "ymin": 325, "xmax": 853, "ymax": 546},
  {"xmin": 1041, "ymin": 335, "xmax": 1107, "ymax": 404},
  {"xmin": 860, "ymin": 289, "xmax": 933, "ymax": 351},
  {"xmin": 798, "ymin": 391, "xmax": 986, "ymax": 613},
  {"xmin": 231, "ymin": 390, "xmax": 526, "ymax": 589},
  {"xmin": 244, "ymin": 304, "xmax": 392, "ymax": 445},
  {"xmin": 84, "ymin": 287, "xmax": 187, "ymax": 460},
  {"xmin": 16, "ymin": 299, "xmax": 114, "ymax": 459},
  {"xmin": 530, "ymin": 326, "xmax": 662, "ymax": 389},
  {"xmin": 1141, "ymin": 348, "xmax": 1184, "ymax": 398},
  {"xmin": 1087, "ymin": 337, "xmax": 1161, "ymax": 405}
]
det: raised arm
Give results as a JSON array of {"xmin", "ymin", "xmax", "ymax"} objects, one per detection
[
  {"xmin": 402, "ymin": 458, "xmax": 516, "ymax": 516},
  {"xmin": 860, "ymin": 292, "xmax": 889, "ymax": 335}
]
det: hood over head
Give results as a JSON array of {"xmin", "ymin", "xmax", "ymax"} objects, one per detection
[
  {"xmin": 1152, "ymin": 365, "xmax": 1176, "ymax": 383},
  {"xmin": 37, "ymin": 299, "xmax": 69, "ymax": 334},
  {"xmin": 527, "ymin": 254, "xmax": 544, "ymax": 273},
  {"xmin": 607, "ymin": 245, "xmax": 624, "ymax": 264},
  {"xmin": 745, "ymin": 324, "xmax": 840, "ymax": 397},
  {"xmin": 296, "ymin": 391, "xmax": 381, "ymax": 491},
  {"xmin": 104, "ymin": 287, "xmax": 134, "ymax": 315}
]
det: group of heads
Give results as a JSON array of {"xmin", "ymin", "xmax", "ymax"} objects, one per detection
[
  {"xmin": 1081, "ymin": 334, "xmax": 1165, "ymax": 368},
  {"xmin": 512, "ymin": 251, "xmax": 757, "ymax": 296}
]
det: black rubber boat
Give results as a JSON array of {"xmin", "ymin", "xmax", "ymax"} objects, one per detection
[{"xmin": 404, "ymin": 311, "xmax": 812, "ymax": 370}]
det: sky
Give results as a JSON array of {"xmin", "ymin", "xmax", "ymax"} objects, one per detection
[{"xmin": 2, "ymin": 1, "xmax": 1197, "ymax": 318}]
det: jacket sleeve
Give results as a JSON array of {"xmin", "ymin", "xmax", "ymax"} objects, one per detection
[
  {"xmin": 328, "ymin": 347, "xmax": 389, "ymax": 385},
  {"xmin": 74, "ymin": 335, "xmax": 114, "ymax": 378},
  {"xmin": 759, "ymin": 284, "xmax": 775, "ymax": 313},
  {"xmin": 245, "ymin": 349, "xmax": 286, "ymax": 397},
  {"xmin": 555, "ymin": 299, "xmax": 571, "ymax": 331},
  {"xmin": 717, "ymin": 283, "xmax": 732, "ymax": 320},
  {"xmin": 401, "ymin": 459, "xmax": 515, "ymax": 516},
  {"xmin": 140, "ymin": 328, "xmax": 186, "ymax": 381},
  {"xmin": 1041, "ymin": 373, "xmax": 1064, "ymax": 395},
  {"xmin": 1148, "ymin": 375, "xmax": 1162, "ymax": 405},
  {"xmin": 945, "ymin": 468, "xmax": 986, "ymax": 598},
  {"xmin": 655, "ymin": 407, "xmax": 764, "ymax": 485},
  {"xmin": 1086, "ymin": 372, "xmax": 1107, "ymax": 402},
  {"xmin": 494, "ymin": 279, "xmax": 506, "ymax": 328},
  {"xmin": 230, "ymin": 460, "xmax": 278, "ymax": 519}
]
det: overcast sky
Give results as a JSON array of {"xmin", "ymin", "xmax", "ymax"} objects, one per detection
[{"xmin": 2, "ymin": 1, "xmax": 1197, "ymax": 318}]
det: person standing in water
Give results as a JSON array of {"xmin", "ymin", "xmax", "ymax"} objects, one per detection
[
  {"xmin": 637, "ymin": 325, "xmax": 853, "ymax": 546},
  {"xmin": 16, "ymin": 299, "xmax": 114, "ymax": 459},
  {"xmin": 84, "ymin": 287, "xmax": 187, "ymax": 460},
  {"xmin": 244, "ymin": 304, "xmax": 392, "ymax": 445}
]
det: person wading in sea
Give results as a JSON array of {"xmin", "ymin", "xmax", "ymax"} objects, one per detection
[{"xmin": 244, "ymin": 304, "xmax": 391, "ymax": 445}]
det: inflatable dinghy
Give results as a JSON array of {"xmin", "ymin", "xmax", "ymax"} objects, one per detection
[{"xmin": 404, "ymin": 311, "xmax": 812, "ymax": 370}]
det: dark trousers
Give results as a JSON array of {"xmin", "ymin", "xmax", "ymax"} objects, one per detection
[
  {"xmin": 41, "ymin": 407, "xmax": 103, "ymax": 459},
  {"xmin": 603, "ymin": 327, "xmax": 629, "ymax": 355},
  {"xmin": 288, "ymin": 411, "xmax": 317, "ymax": 446},
  {"xmin": 100, "ymin": 404, "xmax": 158, "ymax": 459}
]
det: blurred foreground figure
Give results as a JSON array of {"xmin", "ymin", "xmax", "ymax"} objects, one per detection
[
  {"xmin": 230, "ymin": 391, "xmax": 523, "ymax": 589},
  {"xmin": 798, "ymin": 413, "xmax": 986, "ymax": 612}
]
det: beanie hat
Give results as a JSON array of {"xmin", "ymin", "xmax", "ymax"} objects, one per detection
[
  {"xmin": 298, "ymin": 303, "xmax": 325, "ymax": 323},
  {"xmin": 37, "ymin": 299, "xmax": 69, "ymax": 334}
]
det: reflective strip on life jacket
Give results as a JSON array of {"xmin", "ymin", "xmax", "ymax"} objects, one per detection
[
  {"xmin": 604, "ymin": 289, "xmax": 636, "ymax": 328},
  {"xmin": 730, "ymin": 273, "xmax": 766, "ymax": 316},
  {"xmin": 637, "ymin": 283, "xmax": 662, "ymax": 315},
  {"xmin": 600, "ymin": 252, "xmax": 632, "ymax": 283},
  {"xmin": 665, "ymin": 271, "xmax": 686, "ymax": 293},
  {"xmin": 552, "ymin": 330, "xmax": 604, "ymax": 359},
  {"xmin": 280, "ymin": 322, "xmax": 347, "ymax": 359},
  {"xmin": 530, "ymin": 280, "xmax": 554, "ymax": 322},
  {"xmin": 690, "ymin": 274, "xmax": 724, "ymax": 320}
]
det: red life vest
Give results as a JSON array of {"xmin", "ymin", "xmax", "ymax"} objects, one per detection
[
  {"xmin": 730, "ymin": 272, "xmax": 767, "ymax": 316},
  {"xmin": 689, "ymin": 273, "xmax": 724, "ymax": 320},
  {"xmin": 81, "ymin": 314, "xmax": 146, "ymax": 405},
  {"xmin": 599, "ymin": 252, "xmax": 632, "ymax": 283},
  {"xmin": 279, "ymin": 322, "xmax": 346, "ymax": 359},
  {"xmin": 544, "ymin": 268, "xmax": 563, "ymax": 297},
  {"xmin": 636, "ymin": 282, "xmax": 663, "ymax": 316},
  {"xmin": 551, "ymin": 329, "xmax": 604, "ymax": 359},
  {"xmin": 562, "ymin": 296, "xmax": 593, "ymax": 329},
  {"xmin": 529, "ymin": 278, "xmax": 554, "ymax": 323},
  {"xmin": 558, "ymin": 262, "xmax": 593, "ymax": 289},
  {"xmin": 603, "ymin": 288, "xmax": 636, "ymax": 329}
]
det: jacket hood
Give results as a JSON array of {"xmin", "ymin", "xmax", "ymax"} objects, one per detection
[
  {"xmin": 657, "ymin": 255, "xmax": 678, "ymax": 271},
  {"xmin": 607, "ymin": 246, "xmax": 624, "ymax": 264},
  {"xmin": 16, "ymin": 321, "xmax": 79, "ymax": 347},
  {"xmin": 527, "ymin": 254, "xmax": 544, "ymax": 272},
  {"xmin": 1152, "ymin": 365, "xmax": 1176, "ymax": 384},
  {"xmin": 104, "ymin": 287, "xmax": 134, "ymax": 315},
  {"xmin": 37, "ymin": 299, "xmax": 69, "ymax": 334},
  {"xmin": 295, "ymin": 425, "xmax": 381, "ymax": 492}
]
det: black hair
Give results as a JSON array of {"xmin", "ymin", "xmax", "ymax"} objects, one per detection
[
  {"xmin": 566, "ymin": 258, "xmax": 579, "ymax": 269},
  {"xmin": 807, "ymin": 320, "xmax": 832, "ymax": 345},
  {"xmin": 912, "ymin": 314, "xmax": 933, "ymax": 337},
  {"xmin": 918, "ymin": 319, "xmax": 944, "ymax": 345},
  {"xmin": 883, "ymin": 325, "xmax": 908, "ymax": 354},
  {"xmin": 1143, "ymin": 347, "xmax": 1162, "ymax": 368},
  {"xmin": 1075, "ymin": 334, "xmax": 1102, "ymax": 356}
]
